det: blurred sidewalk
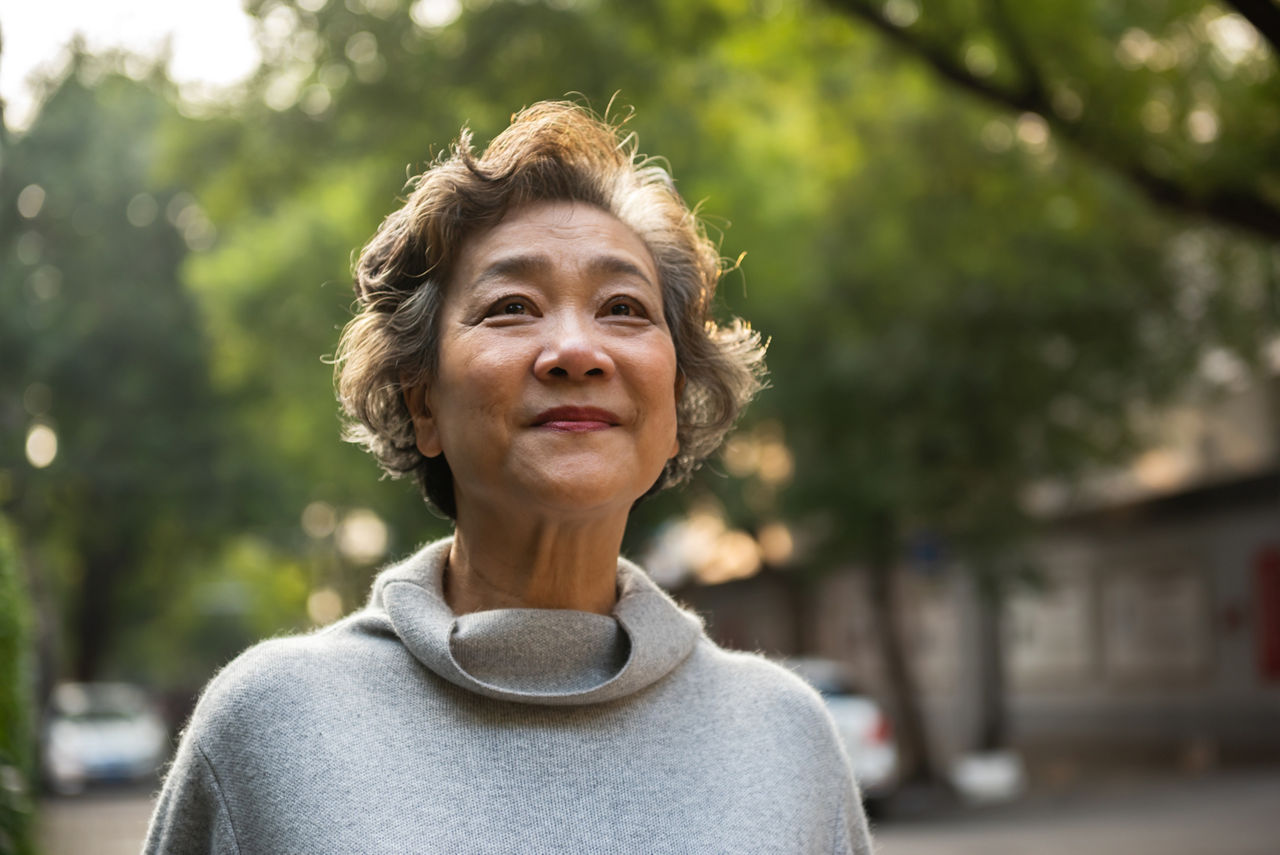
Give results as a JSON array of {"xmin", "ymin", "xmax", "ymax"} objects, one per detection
[
  {"xmin": 36, "ymin": 768, "xmax": 1280, "ymax": 854},
  {"xmin": 38, "ymin": 786, "xmax": 155, "ymax": 855},
  {"xmin": 875, "ymin": 767, "xmax": 1280, "ymax": 855}
]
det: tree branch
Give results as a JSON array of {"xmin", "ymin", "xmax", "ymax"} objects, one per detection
[
  {"xmin": 1222, "ymin": 0, "xmax": 1280, "ymax": 58},
  {"xmin": 824, "ymin": 0, "xmax": 1280, "ymax": 242},
  {"xmin": 985, "ymin": 0, "xmax": 1047, "ymax": 105},
  {"xmin": 827, "ymin": 0, "xmax": 1040, "ymax": 112}
]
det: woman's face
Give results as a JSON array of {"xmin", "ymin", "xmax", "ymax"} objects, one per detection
[{"xmin": 405, "ymin": 201, "xmax": 680, "ymax": 522}]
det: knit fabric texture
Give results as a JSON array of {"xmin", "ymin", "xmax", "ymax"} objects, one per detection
[{"xmin": 144, "ymin": 538, "xmax": 875, "ymax": 854}]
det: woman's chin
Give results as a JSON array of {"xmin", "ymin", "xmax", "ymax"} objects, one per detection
[
  {"xmin": 521, "ymin": 482, "xmax": 644, "ymax": 518},
  {"xmin": 507, "ymin": 465, "xmax": 655, "ymax": 518}
]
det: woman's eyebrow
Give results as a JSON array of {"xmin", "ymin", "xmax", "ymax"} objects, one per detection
[
  {"xmin": 472, "ymin": 253, "xmax": 656, "ymax": 289},
  {"xmin": 471, "ymin": 253, "xmax": 552, "ymax": 286},
  {"xmin": 586, "ymin": 255, "xmax": 656, "ymax": 289}
]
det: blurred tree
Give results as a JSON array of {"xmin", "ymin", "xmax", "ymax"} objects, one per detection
[
  {"xmin": 0, "ymin": 518, "xmax": 36, "ymax": 855},
  {"xmin": 113, "ymin": 535, "xmax": 311, "ymax": 686},
  {"xmin": 825, "ymin": 0, "xmax": 1280, "ymax": 240},
  {"xmin": 806, "ymin": 0, "xmax": 1280, "ymax": 783},
  {"xmin": 0, "ymin": 58, "xmax": 235, "ymax": 681}
]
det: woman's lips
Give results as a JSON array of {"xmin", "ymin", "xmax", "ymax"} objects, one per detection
[{"xmin": 533, "ymin": 406, "xmax": 621, "ymax": 432}]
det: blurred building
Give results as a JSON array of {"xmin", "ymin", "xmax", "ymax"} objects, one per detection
[{"xmin": 671, "ymin": 374, "xmax": 1280, "ymax": 775}]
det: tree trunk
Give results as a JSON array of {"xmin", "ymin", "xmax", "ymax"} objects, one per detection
[
  {"xmin": 975, "ymin": 590, "xmax": 1009, "ymax": 751},
  {"xmin": 72, "ymin": 548, "xmax": 122, "ymax": 681},
  {"xmin": 785, "ymin": 574, "xmax": 817, "ymax": 656},
  {"xmin": 867, "ymin": 550, "xmax": 940, "ymax": 785}
]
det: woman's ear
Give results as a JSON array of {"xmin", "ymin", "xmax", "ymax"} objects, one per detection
[{"xmin": 402, "ymin": 379, "xmax": 444, "ymax": 458}]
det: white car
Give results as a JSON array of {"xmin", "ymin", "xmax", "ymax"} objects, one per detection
[
  {"xmin": 781, "ymin": 658, "xmax": 899, "ymax": 806},
  {"xmin": 42, "ymin": 682, "xmax": 169, "ymax": 794}
]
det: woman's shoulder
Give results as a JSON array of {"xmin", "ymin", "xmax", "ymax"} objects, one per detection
[
  {"xmin": 675, "ymin": 641, "xmax": 859, "ymax": 789},
  {"xmin": 690, "ymin": 638, "xmax": 815, "ymax": 688},
  {"xmin": 685, "ymin": 641, "xmax": 838, "ymax": 726},
  {"xmin": 182, "ymin": 610, "xmax": 400, "ymax": 740}
]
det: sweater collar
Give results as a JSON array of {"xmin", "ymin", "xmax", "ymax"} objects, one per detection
[{"xmin": 367, "ymin": 538, "xmax": 702, "ymax": 706}]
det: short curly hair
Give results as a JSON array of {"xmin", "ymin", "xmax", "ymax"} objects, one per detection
[{"xmin": 335, "ymin": 101, "xmax": 766, "ymax": 518}]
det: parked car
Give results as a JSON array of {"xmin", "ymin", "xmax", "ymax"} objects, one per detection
[
  {"xmin": 42, "ymin": 682, "xmax": 169, "ymax": 794},
  {"xmin": 780, "ymin": 658, "xmax": 899, "ymax": 807}
]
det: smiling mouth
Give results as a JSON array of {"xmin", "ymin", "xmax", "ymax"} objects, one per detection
[{"xmin": 533, "ymin": 406, "xmax": 621, "ymax": 432}]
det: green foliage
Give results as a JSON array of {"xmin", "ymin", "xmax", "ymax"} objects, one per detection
[
  {"xmin": 0, "ymin": 59, "xmax": 237, "ymax": 679},
  {"xmin": 824, "ymin": 0, "xmax": 1280, "ymax": 240},
  {"xmin": 775, "ymin": 95, "xmax": 1192, "ymax": 554},
  {"xmin": 114, "ymin": 536, "xmax": 313, "ymax": 688},
  {"xmin": 0, "ymin": 519, "xmax": 36, "ymax": 855}
]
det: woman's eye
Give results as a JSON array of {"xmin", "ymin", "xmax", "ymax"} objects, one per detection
[
  {"xmin": 488, "ymin": 297, "xmax": 530, "ymax": 317},
  {"xmin": 606, "ymin": 298, "xmax": 645, "ymax": 318}
]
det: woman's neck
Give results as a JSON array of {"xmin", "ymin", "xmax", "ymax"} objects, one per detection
[{"xmin": 444, "ymin": 510, "xmax": 627, "ymax": 615}]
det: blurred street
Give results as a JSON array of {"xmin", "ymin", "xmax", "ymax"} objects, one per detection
[
  {"xmin": 37, "ymin": 768, "xmax": 1280, "ymax": 854},
  {"xmin": 38, "ymin": 786, "xmax": 155, "ymax": 855},
  {"xmin": 875, "ymin": 769, "xmax": 1280, "ymax": 855}
]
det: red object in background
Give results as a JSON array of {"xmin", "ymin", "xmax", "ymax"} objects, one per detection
[
  {"xmin": 870, "ymin": 712, "xmax": 893, "ymax": 745},
  {"xmin": 1258, "ymin": 546, "xmax": 1280, "ymax": 681}
]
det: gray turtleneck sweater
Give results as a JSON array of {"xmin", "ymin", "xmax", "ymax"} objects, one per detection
[{"xmin": 144, "ymin": 539, "xmax": 874, "ymax": 854}]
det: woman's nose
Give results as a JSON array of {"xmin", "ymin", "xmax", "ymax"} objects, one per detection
[{"xmin": 533, "ymin": 316, "xmax": 616, "ymax": 380}]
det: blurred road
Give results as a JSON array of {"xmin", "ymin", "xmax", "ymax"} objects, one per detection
[
  {"xmin": 38, "ymin": 786, "xmax": 156, "ymax": 855},
  {"xmin": 37, "ymin": 769, "xmax": 1280, "ymax": 854},
  {"xmin": 875, "ymin": 769, "xmax": 1280, "ymax": 855}
]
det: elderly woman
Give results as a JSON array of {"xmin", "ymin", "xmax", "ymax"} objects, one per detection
[{"xmin": 145, "ymin": 102, "xmax": 874, "ymax": 854}]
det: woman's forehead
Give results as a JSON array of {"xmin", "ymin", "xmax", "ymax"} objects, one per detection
[{"xmin": 452, "ymin": 200, "xmax": 660, "ymax": 290}]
